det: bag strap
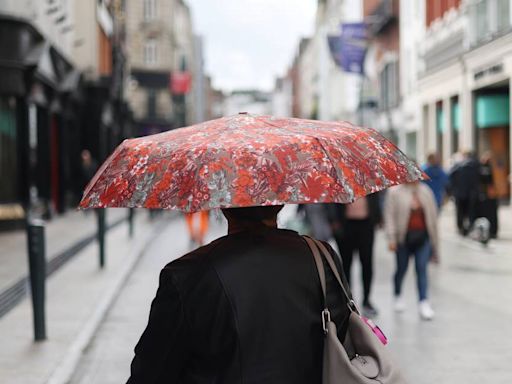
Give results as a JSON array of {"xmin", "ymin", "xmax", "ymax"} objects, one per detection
[
  {"xmin": 303, "ymin": 236, "xmax": 359, "ymax": 315},
  {"xmin": 313, "ymin": 239, "xmax": 352, "ymax": 302},
  {"xmin": 303, "ymin": 236, "xmax": 327, "ymax": 302}
]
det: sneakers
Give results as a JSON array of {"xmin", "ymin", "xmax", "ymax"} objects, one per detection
[
  {"xmin": 419, "ymin": 300, "xmax": 435, "ymax": 320},
  {"xmin": 394, "ymin": 295, "xmax": 406, "ymax": 313},
  {"xmin": 362, "ymin": 302, "xmax": 379, "ymax": 318}
]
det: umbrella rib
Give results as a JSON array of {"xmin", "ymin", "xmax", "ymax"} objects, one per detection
[{"xmin": 254, "ymin": 116, "xmax": 357, "ymax": 202}]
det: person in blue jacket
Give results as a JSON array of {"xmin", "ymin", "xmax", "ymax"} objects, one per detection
[{"xmin": 422, "ymin": 153, "xmax": 448, "ymax": 209}]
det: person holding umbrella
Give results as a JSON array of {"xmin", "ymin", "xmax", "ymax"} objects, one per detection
[{"xmin": 80, "ymin": 114, "xmax": 421, "ymax": 383}]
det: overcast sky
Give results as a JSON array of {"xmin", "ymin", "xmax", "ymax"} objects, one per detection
[{"xmin": 187, "ymin": 0, "xmax": 317, "ymax": 92}]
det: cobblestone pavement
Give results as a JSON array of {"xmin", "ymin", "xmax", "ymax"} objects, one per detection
[{"xmin": 69, "ymin": 208, "xmax": 512, "ymax": 384}]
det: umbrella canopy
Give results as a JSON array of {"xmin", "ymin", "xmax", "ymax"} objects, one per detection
[{"xmin": 80, "ymin": 114, "xmax": 424, "ymax": 212}]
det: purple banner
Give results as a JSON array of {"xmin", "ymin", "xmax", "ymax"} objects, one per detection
[{"xmin": 327, "ymin": 22, "xmax": 367, "ymax": 75}]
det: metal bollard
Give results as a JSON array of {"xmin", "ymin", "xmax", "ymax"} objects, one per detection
[
  {"xmin": 128, "ymin": 208, "xmax": 135, "ymax": 238},
  {"xmin": 26, "ymin": 219, "xmax": 47, "ymax": 341},
  {"xmin": 96, "ymin": 209, "xmax": 106, "ymax": 268}
]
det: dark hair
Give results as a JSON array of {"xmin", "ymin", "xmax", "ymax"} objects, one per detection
[{"xmin": 222, "ymin": 205, "xmax": 283, "ymax": 222}]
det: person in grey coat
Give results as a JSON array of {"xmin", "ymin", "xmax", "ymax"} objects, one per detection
[{"xmin": 384, "ymin": 182, "xmax": 438, "ymax": 320}]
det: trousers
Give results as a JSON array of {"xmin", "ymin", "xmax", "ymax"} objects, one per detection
[
  {"xmin": 333, "ymin": 219, "xmax": 375, "ymax": 304},
  {"xmin": 394, "ymin": 238, "xmax": 431, "ymax": 301}
]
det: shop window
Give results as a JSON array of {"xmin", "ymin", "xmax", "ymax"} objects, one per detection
[
  {"xmin": 147, "ymin": 89, "xmax": 157, "ymax": 118},
  {"xmin": 451, "ymin": 97, "xmax": 460, "ymax": 154},
  {"xmin": 0, "ymin": 98, "xmax": 17, "ymax": 202}
]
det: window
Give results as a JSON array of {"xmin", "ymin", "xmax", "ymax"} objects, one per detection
[
  {"xmin": 471, "ymin": 0, "xmax": 512, "ymax": 44},
  {"xmin": 379, "ymin": 61, "xmax": 399, "ymax": 110},
  {"xmin": 144, "ymin": 0, "xmax": 157, "ymax": 21},
  {"xmin": 497, "ymin": 0, "xmax": 511, "ymax": 31},
  {"xmin": 144, "ymin": 39, "xmax": 157, "ymax": 66},
  {"xmin": 0, "ymin": 98, "xmax": 18, "ymax": 202}
]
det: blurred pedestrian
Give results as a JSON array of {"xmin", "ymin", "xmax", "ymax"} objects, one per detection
[
  {"xmin": 477, "ymin": 151, "xmax": 499, "ymax": 238},
  {"xmin": 80, "ymin": 149, "xmax": 98, "ymax": 192},
  {"xmin": 384, "ymin": 182, "xmax": 438, "ymax": 320},
  {"xmin": 303, "ymin": 204, "xmax": 332, "ymax": 241},
  {"xmin": 127, "ymin": 206, "xmax": 351, "ymax": 383},
  {"xmin": 185, "ymin": 211, "xmax": 210, "ymax": 246},
  {"xmin": 448, "ymin": 150, "xmax": 480, "ymax": 236},
  {"xmin": 422, "ymin": 152, "xmax": 448, "ymax": 209},
  {"xmin": 325, "ymin": 193, "xmax": 382, "ymax": 318}
]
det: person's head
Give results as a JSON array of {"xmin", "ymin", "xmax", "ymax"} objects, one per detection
[
  {"xmin": 480, "ymin": 151, "xmax": 492, "ymax": 164},
  {"xmin": 222, "ymin": 205, "xmax": 283, "ymax": 229},
  {"xmin": 461, "ymin": 149, "xmax": 475, "ymax": 160},
  {"xmin": 426, "ymin": 153, "xmax": 440, "ymax": 166},
  {"xmin": 81, "ymin": 149, "xmax": 92, "ymax": 165}
]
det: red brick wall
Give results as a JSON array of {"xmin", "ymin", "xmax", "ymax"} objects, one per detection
[{"xmin": 426, "ymin": 0, "xmax": 461, "ymax": 27}]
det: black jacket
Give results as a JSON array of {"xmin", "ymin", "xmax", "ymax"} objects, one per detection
[
  {"xmin": 127, "ymin": 227, "xmax": 350, "ymax": 384},
  {"xmin": 448, "ymin": 158, "xmax": 480, "ymax": 200}
]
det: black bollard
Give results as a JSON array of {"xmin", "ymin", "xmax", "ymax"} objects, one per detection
[
  {"xmin": 128, "ymin": 208, "xmax": 135, "ymax": 238},
  {"xmin": 96, "ymin": 209, "xmax": 106, "ymax": 268},
  {"xmin": 26, "ymin": 219, "xmax": 47, "ymax": 341}
]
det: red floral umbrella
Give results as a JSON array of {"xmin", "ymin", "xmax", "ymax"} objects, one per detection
[{"xmin": 80, "ymin": 114, "xmax": 425, "ymax": 212}]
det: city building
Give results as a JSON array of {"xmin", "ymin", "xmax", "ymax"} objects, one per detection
[
  {"xmin": 271, "ymin": 76, "xmax": 293, "ymax": 118},
  {"xmin": 73, "ymin": 0, "xmax": 131, "ymax": 166},
  {"xmin": 0, "ymin": 0, "xmax": 78, "ymax": 226},
  {"xmin": 125, "ymin": 0, "xmax": 198, "ymax": 135},
  {"xmin": 364, "ymin": 0, "xmax": 402, "ymax": 146},
  {"xmin": 224, "ymin": 90, "xmax": 272, "ymax": 116},
  {"xmin": 416, "ymin": 0, "xmax": 511, "ymax": 200}
]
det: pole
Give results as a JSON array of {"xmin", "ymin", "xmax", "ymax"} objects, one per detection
[
  {"xmin": 26, "ymin": 219, "xmax": 47, "ymax": 341},
  {"xmin": 128, "ymin": 207, "xmax": 135, "ymax": 238},
  {"xmin": 96, "ymin": 209, "xmax": 106, "ymax": 268}
]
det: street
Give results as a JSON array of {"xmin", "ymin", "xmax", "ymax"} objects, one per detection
[{"xmin": 68, "ymin": 208, "xmax": 512, "ymax": 384}]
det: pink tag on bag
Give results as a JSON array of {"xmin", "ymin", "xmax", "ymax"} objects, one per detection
[{"xmin": 361, "ymin": 316, "xmax": 388, "ymax": 345}]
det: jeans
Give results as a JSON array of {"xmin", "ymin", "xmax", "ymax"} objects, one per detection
[{"xmin": 394, "ymin": 239, "xmax": 431, "ymax": 301}]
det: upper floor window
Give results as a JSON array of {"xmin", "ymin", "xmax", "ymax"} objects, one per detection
[
  {"xmin": 144, "ymin": 39, "xmax": 158, "ymax": 66},
  {"xmin": 470, "ymin": 0, "xmax": 512, "ymax": 45},
  {"xmin": 379, "ymin": 61, "xmax": 399, "ymax": 110},
  {"xmin": 144, "ymin": 0, "xmax": 157, "ymax": 21}
]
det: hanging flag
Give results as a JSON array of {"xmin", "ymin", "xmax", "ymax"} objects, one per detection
[
  {"xmin": 327, "ymin": 22, "xmax": 368, "ymax": 75},
  {"xmin": 170, "ymin": 72, "xmax": 192, "ymax": 95}
]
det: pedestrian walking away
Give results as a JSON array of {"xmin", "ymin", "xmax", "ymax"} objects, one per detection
[
  {"xmin": 477, "ymin": 151, "xmax": 499, "ymax": 238},
  {"xmin": 325, "ymin": 192, "xmax": 382, "ymax": 318},
  {"xmin": 422, "ymin": 153, "xmax": 448, "ymax": 209},
  {"xmin": 384, "ymin": 181, "xmax": 439, "ymax": 320},
  {"xmin": 448, "ymin": 150, "xmax": 480, "ymax": 236},
  {"xmin": 185, "ymin": 211, "xmax": 210, "ymax": 246}
]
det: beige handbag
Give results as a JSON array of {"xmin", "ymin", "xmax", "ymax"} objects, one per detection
[{"xmin": 303, "ymin": 237, "xmax": 407, "ymax": 384}]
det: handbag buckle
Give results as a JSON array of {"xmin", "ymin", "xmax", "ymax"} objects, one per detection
[
  {"xmin": 322, "ymin": 309, "xmax": 331, "ymax": 334},
  {"xmin": 348, "ymin": 299, "xmax": 361, "ymax": 315}
]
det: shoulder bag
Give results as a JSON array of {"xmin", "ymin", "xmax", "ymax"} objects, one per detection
[{"xmin": 303, "ymin": 236, "xmax": 407, "ymax": 384}]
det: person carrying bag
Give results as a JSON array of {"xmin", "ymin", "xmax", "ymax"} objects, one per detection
[{"xmin": 304, "ymin": 236, "xmax": 407, "ymax": 384}]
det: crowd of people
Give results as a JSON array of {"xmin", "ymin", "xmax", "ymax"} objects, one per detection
[
  {"xmin": 293, "ymin": 150, "xmax": 502, "ymax": 322},
  {"xmin": 179, "ymin": 150, "xmax": 501, "ymax": 322}
]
